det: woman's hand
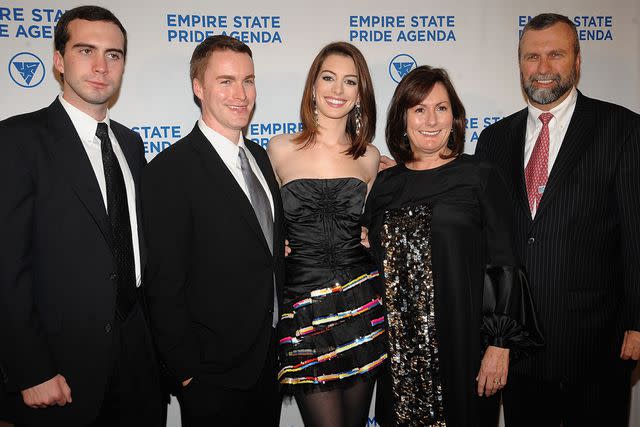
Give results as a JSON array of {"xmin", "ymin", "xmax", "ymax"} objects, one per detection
[
  {"xmin": 360, "ymin": 227, "xmax": 370, "ymax": 248},
  {"xmin": 476, "ymin": 346, "xmax": 509, "ymax": 397}
]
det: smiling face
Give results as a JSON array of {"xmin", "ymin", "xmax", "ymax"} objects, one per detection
[
  {"xmin": 519, "ymin": 22, "xmax": 580, "ymax": 111},
  {"xmin": 405, "ymin": 82, "xmax": 453, "ymax": 159},
  {"xmin": 193, "ymin": 49, "xmax": 256, "ymax": 143},
  {"xmin": 53, "ymin": 19, "xmax": 125, "ymax": 120},
  {"xmin": 313, "ymin": 54, "xmax": 359, "ymax": 123}
]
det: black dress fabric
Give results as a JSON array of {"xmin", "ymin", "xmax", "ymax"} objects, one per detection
[
  {"xmin": 277, "ymin": 178, "xmax": 387, "ymax": 392},
  {"xmin": 363, "ymin": 155, "xmax": 543, "ymax": 427}
]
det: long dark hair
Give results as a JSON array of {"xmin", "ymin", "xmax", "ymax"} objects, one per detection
[{"xmin": 294, "ymin": 42, "xmax": 376, "ymax": 159}]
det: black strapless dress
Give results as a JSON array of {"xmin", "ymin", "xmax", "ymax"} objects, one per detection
[{"xmin": 277, "ymin": 178, "xmax": 387, "ymax": 391}]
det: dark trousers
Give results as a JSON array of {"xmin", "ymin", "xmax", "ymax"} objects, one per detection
[
  {"xmin": 178, "ymin": 328, "xmax": 281, "ymax": 427},
  {"xmin": 91, "ymin": 302, "xmax": 163, "ymax": 427},
  {"xmin": 503, "ymin": 373, "xmax": 631, "ymax": 427},
  {"xmin": 12, "ymin": 302, "xmax": 162, "ymax": 427}
]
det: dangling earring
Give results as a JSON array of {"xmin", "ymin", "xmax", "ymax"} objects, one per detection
[
  {"xmin": 313, "ymin": 91, "xmax": 319, "ymax": 128},
  {"xmin": 447, "ymin": 127, "xmax": 455, "ymax": 149},
  {"xmin": 355, "ymin": 102, "xmax": 362, "ymax": 136}
]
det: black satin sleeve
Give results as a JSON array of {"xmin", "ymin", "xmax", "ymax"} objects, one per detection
[
  {"xmin": 477, "ymin": 160, "xmax": 544, "ymax": 359},
  {"xmin": 481, "ymin": 265, "xmax": 544, "ymax": 359}
]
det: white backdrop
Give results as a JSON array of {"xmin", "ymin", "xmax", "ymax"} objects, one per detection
[{"xmin": 1, "ymin": 1, "xmax": 639, "ymax": 426}]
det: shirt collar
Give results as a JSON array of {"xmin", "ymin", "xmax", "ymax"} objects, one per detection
[
  {"xmin": 197, "ymin": 118, "xmax": 244, "ymax": 164},
  {"xmin": 58, "ymin": 94, "xmax": 111, "ymax": 143},
  {"xmin": 527, "ymin": 86, "xmax": 578, "ymax": 127}
]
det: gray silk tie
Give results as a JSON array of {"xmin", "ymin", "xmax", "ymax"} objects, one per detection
[{"xmin": 238, "ymin": 146, "xmax": 278, "ymax": 326}]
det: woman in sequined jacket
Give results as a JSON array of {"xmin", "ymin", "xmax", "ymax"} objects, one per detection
[{"xmin": 363, "ymin": 65, "xmax": 543, "ymax": 427}]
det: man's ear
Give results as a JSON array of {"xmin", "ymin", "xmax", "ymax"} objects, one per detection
[
  {"xmin": 53, "ymin": 51, "xmax": 64, "ymax": 75},
  {"xmin": 192, "ymin": 78, "xmax": 203, "ymax": 102}
]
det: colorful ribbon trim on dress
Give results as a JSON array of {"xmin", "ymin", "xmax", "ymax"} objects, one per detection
[
  {"xmin": 278, "ymin": 298, "xmax": 383, "ymax": 344},
  {"xmin": 279, "ymin": 353, "xmax": 388, "ymax": 385},
  {"xmin": 284, "ymin": 271, "xmax": 380, "ymax": 312},
  {"xmin": 278, "ymin": 328, "xmax": 386, "ymax": 379}
]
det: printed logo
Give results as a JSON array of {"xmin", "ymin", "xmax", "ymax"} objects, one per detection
[
  {"xmin": 8, "ymin": 52, "xmax": 45, "ymax": 88},
  {"xmin": 388, "ymin": 53, "xmax": 417, "ymax": 83}
]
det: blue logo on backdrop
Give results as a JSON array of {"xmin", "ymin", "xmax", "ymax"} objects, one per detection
[
  {"xmin": 0, "ymin": 7, "xmax": 64, "ymax": 39},
  {"xmin": 388, "ymin": 54, "xmax": 417, "ymax": 83},
  {"xmin": 518, "ymin": 15, "xmax": 614, "ymax": 40},
  {"xmin": 466, "ymin": 115, "xmax": 503, "ymax": 144},
  {"xmin": 8, "ymin": 52, "xmax": 45, "ymax": 88},
  {"xmin": 165, "ymin": 14, "xmax": 283, "ymax": 43},
  {"xmin": 132, "ymin": 124, "xmax": 183, "ymax": 156},
  {"xmin": 247, "ymin": 121, "xmax": 303, "ymax": 148},
  {"xmin": 349, "ymin": 15, "xmax": 456, "ymax": 43}
]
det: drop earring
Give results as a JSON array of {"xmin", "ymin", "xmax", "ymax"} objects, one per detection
[
  {"xmin": 355, "ymin": 102, "xmax": 361, "ymax": 136},
  {"xmin": 313, "ymin": 91, "xmax": 319, "ymax": 127}
]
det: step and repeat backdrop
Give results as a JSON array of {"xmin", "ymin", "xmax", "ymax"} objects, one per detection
[{"xmin": 1, "ymin": 0, "xmax": 639, "ymax": 426}]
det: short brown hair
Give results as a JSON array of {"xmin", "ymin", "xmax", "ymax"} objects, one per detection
[
  {"xmin": 294, "ymin": 42, "xmax": 376, "ymax": 159},
  {"xmin": 518, "ymin": 13, "xmax": 580, "ymax": 59},
  {"xmin": 55, "ymin": 6, "xmax": 127, "ymax": 57},
  {"xmin": 190, "ymin": 35, "xmax": 252, "ymax": 83},
  {"xmin": 386, "ymin": 66, "xmax": 466, "ymax": 164}
]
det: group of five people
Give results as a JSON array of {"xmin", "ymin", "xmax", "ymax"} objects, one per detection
[{"xmin": 1, "ymin": 5, "xmax": 639, "ymax": 427}]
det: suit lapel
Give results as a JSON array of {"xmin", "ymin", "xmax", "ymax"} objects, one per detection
[
  {"xmin": 508, "ymin": 109, "xmax": 531, "ymax": 220},
  {"xmin": 535, "ymin": 92, "xmax": 596, "ymax": 221},
  {"xmin": 46, "ymin": 99, "xmax": 114, "ymax": 250},
  {"xmin": 188, "ymin": 125, "xmax": 271, "ymax": 253}
]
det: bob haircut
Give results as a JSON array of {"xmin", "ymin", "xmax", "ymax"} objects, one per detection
[
  {"xmin": 386, "ymin": 65, "xmax": 466, "ymax": 163},
  {"xmin": 295, "ymin": 42, "xmax": 376, "ymax": 159}
]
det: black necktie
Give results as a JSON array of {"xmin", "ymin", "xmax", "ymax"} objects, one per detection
[{"xmin": 96, "ymin": 122, "xmax": 137, "ymax": 320}]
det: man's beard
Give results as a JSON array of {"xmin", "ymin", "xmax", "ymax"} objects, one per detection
[{"xmin": 521, "ymin": 68, "xmax": 577, "ymax": 105}]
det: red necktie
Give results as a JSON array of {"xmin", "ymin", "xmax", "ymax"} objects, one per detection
[{"xmin": 525, "ymin": 112, "xmax": 554, "ymax": 216}]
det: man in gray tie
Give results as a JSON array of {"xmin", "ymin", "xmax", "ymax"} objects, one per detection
[{"xmin": 142, "ymin": 35, "xmax": 284, "ymax": 426}]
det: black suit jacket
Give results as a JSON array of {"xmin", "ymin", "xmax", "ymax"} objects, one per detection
[
  {"xmin": 0, "ymin": 99, "xmax": 156, "ymax": 424},
  {"xmin": 475, "ymin": 91, "xmax": 640, "ymax": 382},
  {"xmin": 142, "ymin": 124, "xmax": 285, "ymax": 389}
]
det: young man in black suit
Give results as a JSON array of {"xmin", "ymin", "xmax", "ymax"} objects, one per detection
[
  {"xmin": 0, "ymin": 6, "xmax": 162, "ymax": 426},
  {"xmin": 475, "ymin": 13, "xmax": 640, "ymax": 426},
  {"xmin": 142, "ymin": 35, "xmax": 284, "ymax": 426}
]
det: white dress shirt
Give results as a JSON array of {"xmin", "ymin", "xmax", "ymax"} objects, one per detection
[
  {"xmin": 197, "ymin": 119, "xmax": 274, "ymax": 219},
  {"xmin": 524, "ymin": 87, "xmax": 578, "ymax": 174},
  {"xmin": 59, "ymin": 95, "xmax": 142, "ymax": 287}
]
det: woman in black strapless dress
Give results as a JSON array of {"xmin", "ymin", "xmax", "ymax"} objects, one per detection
[{"xmin": 268, "ymin": 42, "xmax": 385, "ymax": 427}]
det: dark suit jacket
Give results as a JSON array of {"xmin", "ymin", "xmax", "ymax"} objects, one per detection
[
  {"xmin": 475, "ymin": 91, "xmax": 640, "ymax": 382},
  {"xmin": 0, "ymin": 99, "xmax": 157, "ymax": 425},
  {"xmin": 142, "ymin": 124, "xmax": 285, "ymax": 390}
]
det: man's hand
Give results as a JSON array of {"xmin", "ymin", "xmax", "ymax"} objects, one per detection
[
  {"xmin": 284, "ymin": 239, "xmax": 291, "ymax": 257},
  {"xmin": 620, "ymin": 330, "xmax": 640, "ymax": 361},
  {"xmin": 476, "ymin": 346, "xmax": 509, "ymax": 397},
  {"xmin": 21, "ymin": 374, "xmax": 72, "ymax": 408},
  {"xmin": 378, "ymin": 155, "xmax": 397, "ymax": 172},
  {"xmin": 360, "ymin": 227, "xmax": 370, "ymax": 248}
]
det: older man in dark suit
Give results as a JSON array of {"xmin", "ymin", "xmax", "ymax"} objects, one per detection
[
  {"xmin": 0, "ymin": 6, "xmax": 161, "ymax": 426},
  {"xmin": 475, "ymin": 13, "xmax": 640, "ymax": 427}
]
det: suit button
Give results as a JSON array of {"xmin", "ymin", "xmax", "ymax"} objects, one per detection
[
  {"xmin": 109, "ymin": 273, "xmax": 118, "ymax": 281},
  {"xmin": 105, "ymin": 323, "xmax": 112, "ymax": 334},
  {"xmin": 528, "ymin": 237, "xmax": 535, "ymax": 245}
]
